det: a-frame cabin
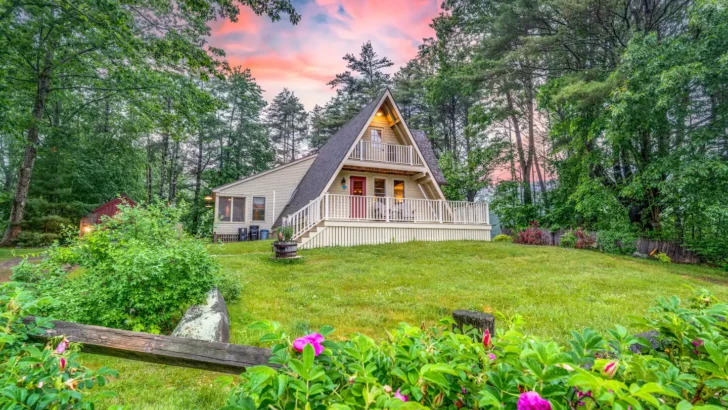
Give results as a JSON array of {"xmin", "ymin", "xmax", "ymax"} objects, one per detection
[{"xmin": 212, "ymin": 90, "xmax": 491, "ymax": 248}]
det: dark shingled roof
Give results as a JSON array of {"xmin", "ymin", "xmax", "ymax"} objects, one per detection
[
  {"xmin": 274, "ymin": 90, "xmax": 447, "ymax": 227},
  {"xmin": 411, "ymin": 129, "xmax": 447, "ymax": 185}
]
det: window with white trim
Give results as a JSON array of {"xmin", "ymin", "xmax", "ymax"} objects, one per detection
[
  {"xmin": 217, "ymin": 196, "xmax": 245, "ymax": 222},
  {"xmin": 252, "ymin": 197, "xmax": 265, "ymax": 221}
]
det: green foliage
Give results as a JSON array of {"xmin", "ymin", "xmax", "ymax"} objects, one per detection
[
  {"xmin": 16, "ymin": 232, "xmax": 59, "ymax": 248},
  {"xmin": 560, "ymin": 231, "xmax": 577, "ymax": 248},
  {"xmin": 12, "ymin": 202, "xmax": 225, "ymax": 333},
  {"xmin": 654, "ymin": 252, "xmax": 672, "ymax": 264},
  {"xmin": 277, "ymin": 225, "xmax": 294, "ymax": 242},
  {"xmin": 225, "ymin": 289, "xmax": 728, "ymax": 409},
  {"xmin": 492, "ymin": 234, "xmax": 512, "ymax": 243},
  {"xmin": 597, "ymin": 229, "xmax": 638, "ymax": 255},
  {"xmin": 1, "ymin": 282, "xmax": 118, "ymax": 409},
  {"xmin": 491, "ymin": 181, "xmax": 538, "ymax": 230}
]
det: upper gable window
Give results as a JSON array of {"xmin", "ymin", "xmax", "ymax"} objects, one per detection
[{"xmin": 370, "ymin": 129, "xmax": 382, "ymax": 144}]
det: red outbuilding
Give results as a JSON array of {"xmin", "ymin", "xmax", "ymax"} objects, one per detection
[{"xmin": 79, "ymin": 195, "xmax": 136, "ymax": 236}]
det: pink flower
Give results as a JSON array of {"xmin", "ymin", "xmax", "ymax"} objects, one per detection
[
  {"xmin": 37, "ymin": 381, "xmax": 43, "ymax": 388},
  {"xmin": 603, "ymin": 361, "xmax": 618, "ymax": 378},
  {"xmin": 55, "ymin": 339, "xmax": 68, "ymax": 354},
  {"xmin": 483, "ymin": 329, "xmax": 492, "ymax": 349},
  {"xmin": 488, "ymin": 353, "xmax": 497, "ymax": 361},
  {"xmin": 692, "ymin": 339, "xmax": 704, "ymax": 347},
  {"xmin": 292, "ymin": 333, "xmax": 325, "ymax": 356},
  {"xmin": 518, "ymin": 392, "xmax": 552, "ymax": 410},
  {"xmin": 576, "ymin": 389, "xmax": 592, "ymax": 406},
  {"xmin": 394, "ymin": 388, "xmax": 408, "ymax": 402},
  {"xmin": 59, "ymin": 357, "xmax": 66, "ymax": 370}
]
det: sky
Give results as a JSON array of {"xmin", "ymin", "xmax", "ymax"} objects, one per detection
[{"xmin": 207, "ymin": 0, "xmax": 442, "ymax": 110}]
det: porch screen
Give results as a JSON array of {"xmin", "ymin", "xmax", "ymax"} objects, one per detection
[{"xmin": 252, "ymin": 197, "xmax": 265, "ymax": 221}]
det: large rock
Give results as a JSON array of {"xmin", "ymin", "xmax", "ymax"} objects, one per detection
[{"xmin": 172, "ymin": 288, "xmax": 230, "ymax": 343}]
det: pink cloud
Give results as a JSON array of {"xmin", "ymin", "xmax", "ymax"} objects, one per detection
[{"xmin": 208, "ymin": 0, "xmax": 440, "ymax": 109}]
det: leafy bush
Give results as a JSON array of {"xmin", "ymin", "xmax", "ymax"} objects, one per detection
[
  {"xmin": 597, "ymin": 229, "xmax": 638, "ymax": 255},
  {"xmin": 1, "ymin": 282, "xmax": 117, "ymax": 409},
  {"xmin": 492, "ymin": 234, "xmax": 513, "ymax": 242},
  {"xmin": 654, "ymin": 252, "xmax": 671, "ymax": 263},
  {"xmin": 13, "ymin": 202, "xmax": 227, "ymax": 333},
  {"xmin": 224, "ymin": 290, "xmax": 728, "ymax": 409},
  {"xmin": 16, "ymin": 231, "xmax": 59, "ymax": 247},
  {"xmin": 574, "ymin": 227, "xmax": 596, "ymax": 249},
  {"xmin": 559, "ymin": 230, "xmax": 577, "ymax": 248},
  {"xmin": 687, "ymin": 237, "xmax": 728, "ymax": 270},
  {"xmin": 513, "ymin": 221, "xmax": 546, "ymax": 245},
  {"xmin": 277, "ymin": 225, "xmax": 294, "ymax": 242}
]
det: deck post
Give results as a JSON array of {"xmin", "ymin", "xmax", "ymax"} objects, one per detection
[
  {"xmin": 325, "ymin": 194, "xmax": 329, "ymax": 221},
  {"xmin": 486, "ymin": 202, "xmax": 490, "ymax": 225},
  {"xmin": 360, "ymin": 141, "xmax": 364, "ymax": 161},
  {"xmin": 439, "ymin": 201, "xmax": 443, "ymax": 223},
  {"xmin": 409, "ymin": 146, "xmax": 413, "ymax": 165},
  {"xmin": 386, "ymin": 197, "xmax": 390, "ymax": 222}
]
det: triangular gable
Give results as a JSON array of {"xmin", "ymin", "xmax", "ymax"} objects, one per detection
[{"xmin": 274, "ymin": 89, "xmax": 446, "ymax": 227}]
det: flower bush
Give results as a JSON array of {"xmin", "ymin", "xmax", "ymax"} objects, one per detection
[
  {"xmin": 1, "ymin": 282, "xmax": 117, "ymax": 409},
  {"xmin": 514, "ymin": 221, "xmax": 546, "ymax": 245},
  {"xmin": 224, "ymin": 289, "xmax": 728, "ymax": 409},
  {"xmin": 12, "ymin": 201, "xmax": 232, "ymax": 334},
  {"xmin": 654, "ymin": 252, "xmax": 672, "ymax": 263},
  {"xmin": 493, "ymin": 234, "xmax": 513, "ymax": 243},
  {"xmin": 574, "ymin": 227, "xmax": 596, "ymax": 249}
]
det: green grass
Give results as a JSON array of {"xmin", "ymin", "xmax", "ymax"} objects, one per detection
[
  {"xmin": 0, "ymin": 247, "xmax": 45, "ymax": 281},
  {"xmin": 83, "ymin": 241, "xmax": 728, "ymax": 408}
]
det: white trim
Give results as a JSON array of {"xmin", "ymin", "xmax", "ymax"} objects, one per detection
[
  {"xmin": 212, "ymin": 154, "xmax": 317, "ymax": 193},
  {"xmin": 323, "ymin": 220, "xmax": 492, "ymax": 229}
]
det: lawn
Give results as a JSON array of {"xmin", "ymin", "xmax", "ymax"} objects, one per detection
[{"xmin": 33, "ymin": 241, "xmax": 728, "ymax": 408}]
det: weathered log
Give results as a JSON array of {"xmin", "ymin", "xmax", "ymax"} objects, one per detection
[
  {"xmin": 24, "ymin": 317, "xmax": 271, "ymax": 374},
  {"xmin": 452, "ymin": 310, "xmax": 495, "ymax": 337}
]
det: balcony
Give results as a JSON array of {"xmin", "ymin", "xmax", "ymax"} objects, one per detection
[{"xmin": 348, "ymin": 141, "xmax": 425, "ymax": 167}]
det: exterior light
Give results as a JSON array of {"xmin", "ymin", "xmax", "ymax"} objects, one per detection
[
  {"xmin": 204, "ymin": 195, "xmax": 213, "ymax": 201},
  {"xmin": 376, "ymin": 110, "xmax": 383, "ymax": 117},
  {"xmin": 83, "ymin": 226, "xmax": 93, "ymax": 233}
]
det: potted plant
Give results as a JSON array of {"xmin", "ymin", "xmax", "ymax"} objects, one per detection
[{"xmin": 272, "ymin": 225, "xmax": 297, "ymax": 259}]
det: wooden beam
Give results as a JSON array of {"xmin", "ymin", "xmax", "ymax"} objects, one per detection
[
  {"xmin": 24, "ymin": 318, "xmax": 273, "ymax": 374},
  {"xmin": 411, "ymin": 172, "xmax": 428, "ymax": 181}
]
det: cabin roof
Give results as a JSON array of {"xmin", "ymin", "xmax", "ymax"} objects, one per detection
[
  {"xmin": 211, "ymin": 154, "xmax": 318, "ymax": 193},
  {"xmin": 274, "ymin": 90, "xmax": 446, "ymax": 227}
]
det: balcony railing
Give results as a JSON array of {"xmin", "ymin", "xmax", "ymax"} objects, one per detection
[
  {"xmin": 349, "ymin": 141, "xmax": 424, "ymax": 166},
  {"xmin": 284, "ymin": 193, "xmax": 489, "ymax": 240}
]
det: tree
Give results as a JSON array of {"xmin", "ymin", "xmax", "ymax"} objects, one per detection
[
  {"xmin": 267, "ymin": 89, "xmax": 308, "ymax": 163},
  {"xmin": 0, "ymin": 0, "xmax": 299, "ymax": 243}
]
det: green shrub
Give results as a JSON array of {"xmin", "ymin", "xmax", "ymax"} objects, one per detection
[
  {"xmin": 13, "ymin": 202, "xmax": 225, "ymax": 334},
  {"xmin": 654, "ymin": 252, "xmax": 671, "ymax": 263},
  {"xmin": 597, "ymin": 229, "xmax": 638, "ymax": 255},
  {"xmin": 492, "ymin": 234, "xmax": 512, "ymax": 242},
  {"xmin": 1, "ymin": 282, "xmax": 117, "ymax": 409},
  {"xmin": 16, "ymin": 231, "xmax": 59, "ymax": 247},
  {"xmin": 559, "ymin": 230, "xmax": 577, "ymax": 248},
  {"xmin": 225, "ymin": 290, "xmax": 728, "ymax": 409}
]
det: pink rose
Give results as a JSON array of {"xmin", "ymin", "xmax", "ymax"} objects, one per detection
[
  {"xmin": 394, "ymin": 388, "xmax": 408, "ymax": 402},
  {"xmin": 518, "ymin": 392, "xmax": 552, "ymax": 410},
  {"xmin": 292, "ymin": 333, "xmax": 325, "ymax": 356}
]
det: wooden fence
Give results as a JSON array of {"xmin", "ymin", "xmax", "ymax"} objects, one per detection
[{"xmin": 501, "ymin": 228, "xmax": 701, "ymax": 264}]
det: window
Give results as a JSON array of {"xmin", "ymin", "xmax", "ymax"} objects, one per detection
[
  {"xmin": 393, "ymin": 180, "xmax": 405, "ymax": 203},
  {"xmin": 370, "ymin": 129, "xmax": 382, "ymax": 144},
  {"xmin": 374, "ymin": 179, "xmax": 386, "ymax": 197},
  {"xmin": 217, "ymin": 196, "xmax": 245, "ymax": 222},
  {"xmin": 252, "ymin": 197, "xmax": 266, "ymax": 221}
]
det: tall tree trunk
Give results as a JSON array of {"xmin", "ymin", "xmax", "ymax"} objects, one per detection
[
  {"xmin": 158, "ymin": 97, "xmax": 171, "ymax": 199},
  {"xmin": 168, "ymin": 139, "xmax": 179, "ymax": 204},
  {"xmin": 506, "ymin": 90, "xmax": 532, "ymax": 205},
  {"xmin": 2, "ymin": 48, "xmax": 54, "ymax": 244},
  {"xmin": 145, "ymin": 134, "xmax": 153, "ymax": 203},
  {"xmin": 192, "ymin": 131, "xmax": 204, "ymax": 231}
]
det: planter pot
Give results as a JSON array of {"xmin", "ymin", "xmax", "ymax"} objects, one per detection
[{"xmin": 273, "ymin": 241, "xmax": 298, "ymax": 259}]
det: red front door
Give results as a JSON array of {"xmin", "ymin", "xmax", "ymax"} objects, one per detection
[{"xmin": 350, "ymin": 176, "xmax": 366, "ymax": 218}]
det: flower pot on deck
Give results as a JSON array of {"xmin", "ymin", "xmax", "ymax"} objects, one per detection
[{"xmin": 273, "ymin": 241, "xmax": 298, "ymax": 259}]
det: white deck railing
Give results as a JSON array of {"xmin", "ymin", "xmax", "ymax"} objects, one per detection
[
  {"xmin": 349, "ymin": 141, "xmax": 425, "ymax": 166},
  {"xmin": 284, "ymin": 194, "xmax": 489, "ymax": 240}
]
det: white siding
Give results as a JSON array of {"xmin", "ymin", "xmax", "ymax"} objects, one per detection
[
  {"xmin": 328, "ymin": 170, "xmax": 429, "ymax": 199},
  {"xmin": 213, "ymin": 156, "xmax": 316, "ymax": 234}
]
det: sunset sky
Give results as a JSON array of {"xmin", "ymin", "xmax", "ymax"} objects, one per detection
[{"xmin": 207, "ymin": 0, "xmax": 442, "ymax": 110}]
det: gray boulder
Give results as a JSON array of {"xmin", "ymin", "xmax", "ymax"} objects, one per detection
[
  {"xmin": 172, "ymin": 288, "xmax": 230, "ymax": 343},
  {"xmin": 632, "ymin": 251, "xmax": 648, "ymax": 259}
]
